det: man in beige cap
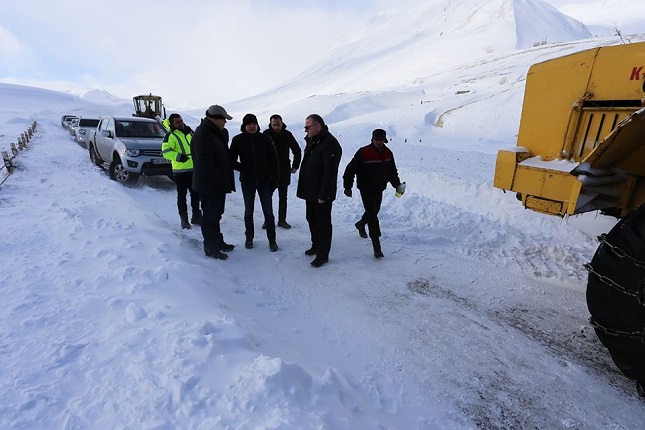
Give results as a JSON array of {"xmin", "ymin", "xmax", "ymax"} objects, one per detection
[{"xmin": 191, "ymin": 105, "xmax": 235, "ymax": 260}]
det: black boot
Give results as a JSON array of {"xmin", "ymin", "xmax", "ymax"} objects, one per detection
[
  {"xmin": 373, "ymin": 239, "xmax": 383, "ymax": 258},
  {"xmin": 191, "ymin": 210, "xmax": 202, "ymax": 225},
  {"xmin": 355, "ymin": 221, "xmax": 368, "ymax": 238},
  {"xmin": 180, "ymin": 214, "xmax": 191, "ymax": 229},
  {"xmin": 277, "ymin": 220, "xmax": 291, "ymax": 229}
]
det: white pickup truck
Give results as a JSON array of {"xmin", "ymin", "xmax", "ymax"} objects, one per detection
[{"xmin": 87, "ymin": 116, "xmax": 171, "ymax": 184}]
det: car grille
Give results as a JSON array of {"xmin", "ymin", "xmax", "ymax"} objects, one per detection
[{"xmin": 140, "ymin": 149, "xmax": 162, "ymax": 157}]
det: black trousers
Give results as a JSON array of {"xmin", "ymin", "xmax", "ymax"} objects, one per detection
[
  {"xmin": 241, "ymin": 181, "xmax": 276, "ymax": 243},
  {"xmin": 173, "ymin": 172, "xmax": 200, "ymax": 218},
  {"xmin": 358, "ymin": 190, "xmax": 383, "ymax": 240},
  {"xmin": 199, "ymin": 193, "xmax": 227, "ymax": 254},
  {"xmin": 305, "ymin": 200, "xmax": 333, "ymax": 259},
  {"xmin": 277, "ymin": 183, "xmax": 289, "ymax": 222}
]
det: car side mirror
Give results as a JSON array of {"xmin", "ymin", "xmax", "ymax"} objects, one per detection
[{"xmin": 100, "ymin": 130, "xmax": 113, "ymax": 138}]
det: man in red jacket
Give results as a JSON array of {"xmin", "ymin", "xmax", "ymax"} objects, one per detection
[{"xmin": 343, "ymin": 129, "xmax": 404, "ymax": 258}]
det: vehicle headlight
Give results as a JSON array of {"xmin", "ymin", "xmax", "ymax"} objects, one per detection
[{"xmin": 124, "ymin": 149, "xmax": 140, "ymax": 157}]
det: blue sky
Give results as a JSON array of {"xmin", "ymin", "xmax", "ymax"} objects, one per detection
[{"xmin": 0, "ymin": 0, "xmax": 640, "ymax": 108}]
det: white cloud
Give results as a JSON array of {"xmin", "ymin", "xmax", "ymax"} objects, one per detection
[
  {"xmin": 3, "ymin": 0, "xmax": 369, "ymax": 108},
  {"xmin": 0, "ymin": 24, "xmax": 24, "ymax": 56}
]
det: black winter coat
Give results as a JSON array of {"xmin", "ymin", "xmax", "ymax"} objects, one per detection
[
  {"xmin": 191, "ymin": 118, "xmax": 235, "ymax": 195},
  {"xmin": 263, "ymin": 125, "xmax": 302, "ymax": 186},
  {"xmin": 343, "ymin": 143, "xmax": 401, "ymax": 193},
  {"xmin": 296, "ymin": 126, "xmax": 342, "ymax": 202},
  {"xmin": 230, "ymin": 131, "xmax": 279, "ymax": 186}
]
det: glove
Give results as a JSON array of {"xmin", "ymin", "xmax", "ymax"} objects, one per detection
[
  {"xmin": 344, "ymin": 188, "xmax": 352, "ymax": 197},
  {"xmin": 395, "ymin": 182, "xmax": 406, "ymax": 197},
  {"xmin": 177, "ymin": 154, "xmax": 189, "ymax": 163}
]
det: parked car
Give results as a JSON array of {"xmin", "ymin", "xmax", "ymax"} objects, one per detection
[
  {"xmin": 74, "ymin": 117, "xmax": 100, "ymax": 147},
  {"xmin": 61, "ymin": 114, "xmax": 78, "ymax": 128},
  {"xmin": 68, "ymin": 118, "xmax": 80, "ymax": 136},
  {"xmin": 87, "ymin": 116, "xmax": 171, "ymax": 184}
]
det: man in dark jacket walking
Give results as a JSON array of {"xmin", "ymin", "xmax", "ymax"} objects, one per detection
[
  {"xmin": 297, "ymin": 114, "xmax": 342, "ymax": 267},
  {"xmin": 263, "ymin": 114, "xmax": 302, "ymax": 229},
  {"xmin": 230, "ymin": 114, "xmax": 280, "ymax": 252},
  {"xmin": 191, "ymin": 105, "xmax": 235, "ymax": 260},
  {"xmin": 343, "ymin": 128, "xmax": 404, "ymax": 258}
]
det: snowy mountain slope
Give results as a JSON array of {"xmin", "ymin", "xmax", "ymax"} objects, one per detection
[
  {"xmin": 231, "ymin": 0, "xmax": 591, "ymax": 104},
  {"xmin": 223, "ymin": 0, "xmax": 609, "ymax": 160},
  {"xmin": 559, "ymin": 0, "xmax": 645, "ymax": 37},
  {"xmin": 78, "ymin": 89, "xmax": 129, "ymax": 105},
  {"xmin": 513, "ymin": 0, "xmax": 592, "ymax": 47}
]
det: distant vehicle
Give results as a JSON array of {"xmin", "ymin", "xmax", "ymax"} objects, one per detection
[
  {"xmin": 133, "ymin": 94, "xmax": 165, "ymax": 121},
  {"xmin": 61, "ymin": 115, "xmax": 78, "ymax": 128},
  {"xmin": 74, "ymin": 117, "xmax": 100, "ymax": 147},
  {"xmin": 87, "ymin": 116, "xmax": 171, "ymax": 184},
  {"xmin": 68, "ymin": 118, "xmax": 80, "ymax": 136}
]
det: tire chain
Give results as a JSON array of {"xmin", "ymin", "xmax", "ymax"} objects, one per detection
[{"xmin": 585, "ymin": 234, "xmax": 645, "ymax": 340}]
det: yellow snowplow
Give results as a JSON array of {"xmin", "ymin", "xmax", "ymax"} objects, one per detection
[
  {"xmin": 133, "ymin": 94, "xmax": 166, "ymax": 120},
  {"xmin": 495, "ymin": 42, "xmax": 645, "ymax": 217},
  {"xmin": 494, "ymin": 41, "xmax": 645, "ymax": 397}
]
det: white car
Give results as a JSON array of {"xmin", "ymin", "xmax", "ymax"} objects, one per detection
[
  {"xmin": 87, "ymin": 116, "xmax": 171, "ymax": 184},
  {"xmin": 74, "ymin": 118, "xmax": 100, "ymax": 147},
  {"xmin": 61, "ymin": 114, "xmax": 78, "ymax": 128},
  {"xmin": 68, "ymin": 118, "xmax": 80, "ymax": 136}
]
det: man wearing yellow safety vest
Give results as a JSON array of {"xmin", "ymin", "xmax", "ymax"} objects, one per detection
[{"xmin": 162, "ymin": 113, "xmax": 201, "ymax": 229}]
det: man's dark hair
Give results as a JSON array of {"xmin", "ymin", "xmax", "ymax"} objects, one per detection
[
  {"xmin": 306, "ymin": 114, "xmax": 325, "ymax": 126},
  {"xmin": 168, "ymin": 113, "xmax": 183, "ymax": 130},
  {"xmin": 269, "ymin": 114, "xmax": 282, "ymax": 122}
]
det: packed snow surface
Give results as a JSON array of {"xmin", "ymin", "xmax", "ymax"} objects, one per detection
[{"xmin": 1, "ymin": 0, "xmax": 645, "ymax": 428}]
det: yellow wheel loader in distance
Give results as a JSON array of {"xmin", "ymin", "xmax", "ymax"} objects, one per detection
[
  {"xmin": 133, "ymin": 94, "xmax": 166, "ymax": 120},
  {"xmin": 494, "ymin": 41, "xmax": 645, "ymax": 398}
]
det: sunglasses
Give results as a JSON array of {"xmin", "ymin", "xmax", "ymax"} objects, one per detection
[{"xmin": 304, "ymin": 124, "xmax": 319, "ymax": 131}]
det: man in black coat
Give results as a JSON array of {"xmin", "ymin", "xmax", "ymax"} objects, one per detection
[
  {"xmin": 191, "ymin": 105, "xmax": 235, "ymax": 260},
  {"xmin": 263, "ymin": 114, "xmax": 302, "ymax": 229},
  {"xmin": 343, "ymin": 129, "xmax": 404, "ymax": 258},
  {"xmin": 230, "ymin": 114, "xmax": 280, "ymax": 252},
  {"xmin": 296, "ymin": 114, "xmax": 342, "ymax": 267}
]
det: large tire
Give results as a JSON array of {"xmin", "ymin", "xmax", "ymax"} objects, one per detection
[
  {"xmin": 109, "ymin": 158, "xmax": 139, "ymax": 185},
  {"xmin": 587, "ymin": 204, "xmax": 645, "ymax": 385},
  {"xmin": 89, "ymin": 143, "xmax": 102, "ymax": 166}
]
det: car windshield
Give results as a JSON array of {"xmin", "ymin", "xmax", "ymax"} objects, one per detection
[
  {"xmin": 115, "ymin": 120, "xmax": 166, "ymax": 138},
  {"xmin": 79, "ymin": 119, "xmax": 99, "ymax": 127}
]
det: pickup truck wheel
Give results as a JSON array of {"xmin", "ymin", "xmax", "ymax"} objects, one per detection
[
  {"xmin": 109, "ymin": 158, "xmax": 139, "ymax": 185},
  {"xmin": 89, "ymin": 144, "xmax": 102, "ymax": 166}
]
